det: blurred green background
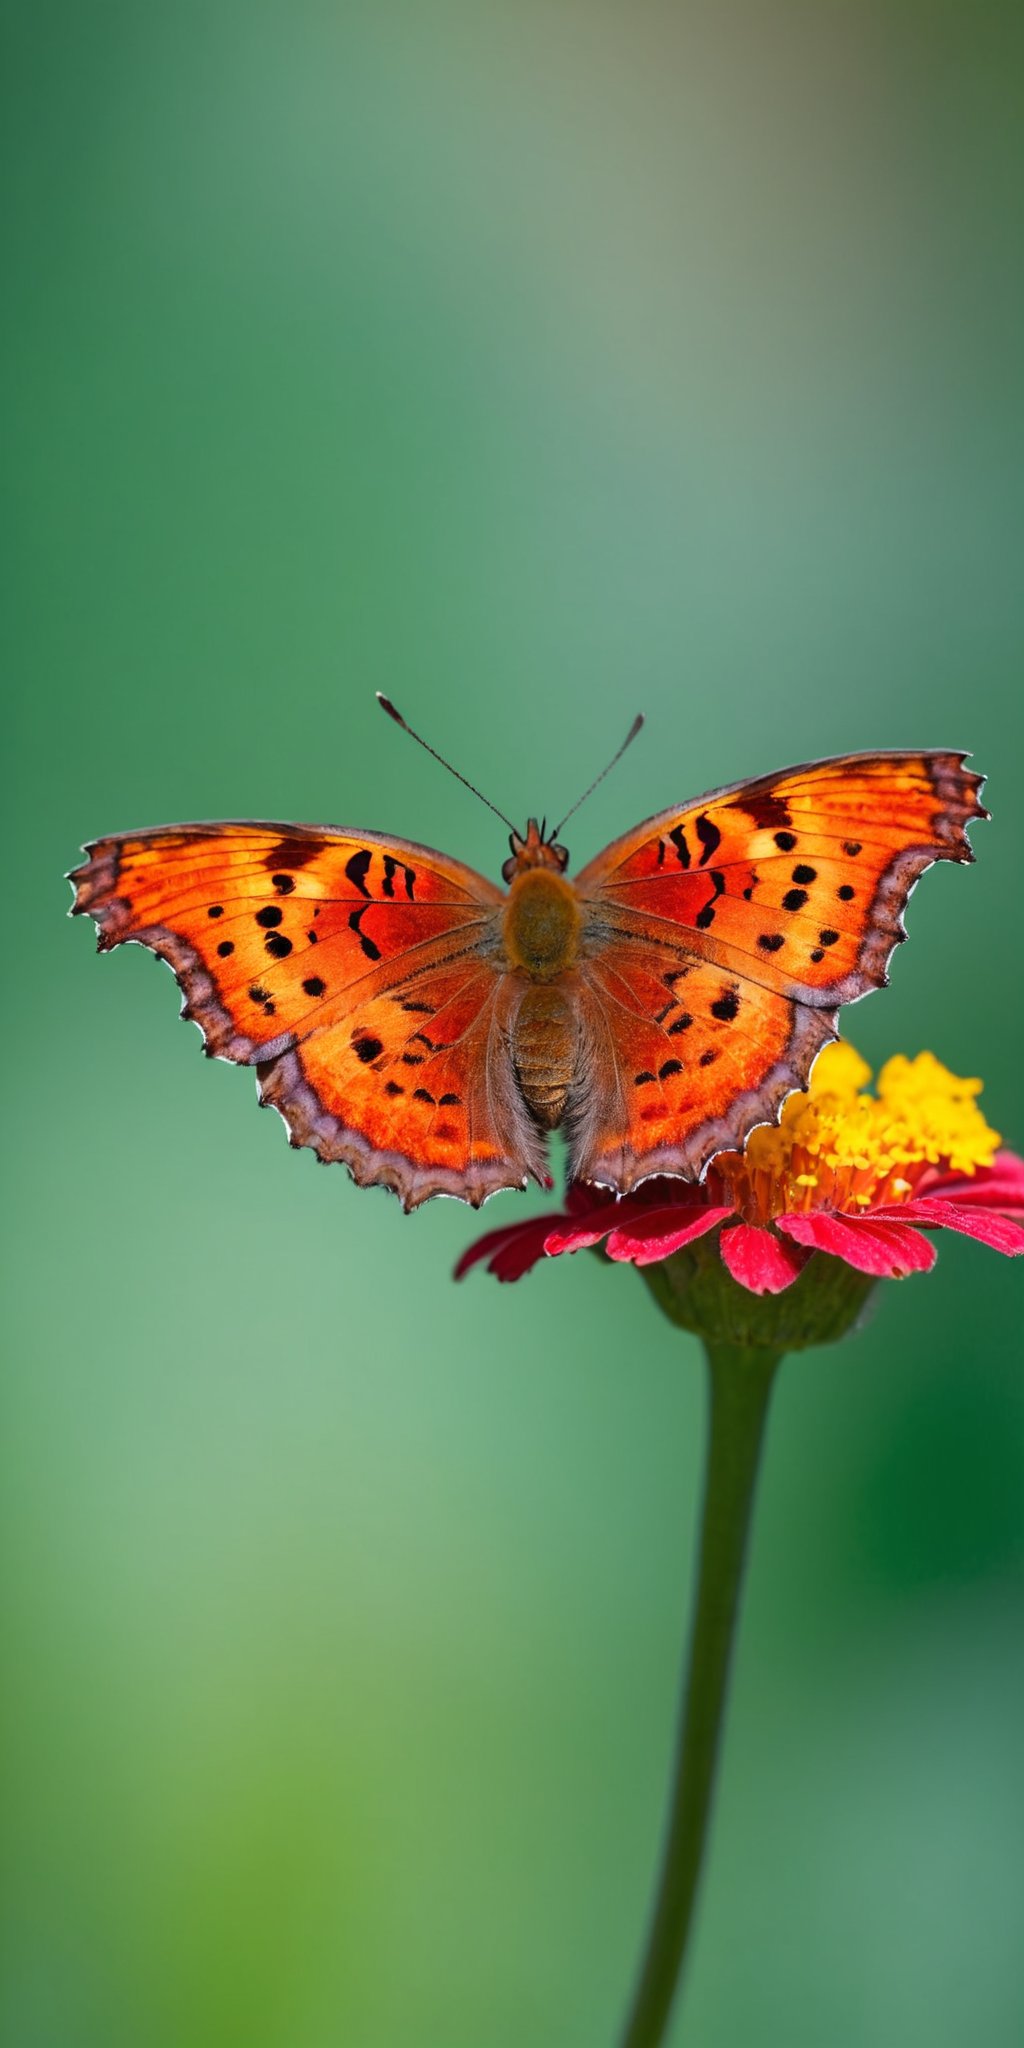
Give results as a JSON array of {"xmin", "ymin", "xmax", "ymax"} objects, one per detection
[{"xmin": 3, "ymin": 3, "xmax": 1023, "ymax": 2043}]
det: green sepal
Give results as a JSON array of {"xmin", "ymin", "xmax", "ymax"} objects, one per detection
[{"xmin": 627, "ymin": 1228, "xmax": 876, "ymax": 1352}]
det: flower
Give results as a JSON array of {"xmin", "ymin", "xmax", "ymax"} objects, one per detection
[{"xmin": 456, "ymin": 1044, "xmax": 1024, "ymax": 1296}]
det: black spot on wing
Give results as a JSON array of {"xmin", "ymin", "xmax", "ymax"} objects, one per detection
[
  {"xmin": 265, "ymin": 933, "xmax": 293, "ymax": 958},
  {"xmin": 382, "ymin": 854, "xmax": 416, "ymax": 900},
  {"xmin": 739, "ymin": 793, "xmax": 792, "ymax": 833},
  {"xmin": 353, "ymin": 1033, "xmax": 383, "ymax": 1064},
  {"xmin": 695, "ymin": 813, "xmax": 722, "ymax": 865},
  {"xmin": 757, "ymin": 932, "xmax": 784, "ymax": 953},
  {"xmin": 255, "ymin": 905, "xmax": 282, "ymax": 928},
  {"xmin": 695, "ymin": 869, "xmax": 726, "ymax": 931},
  {"xmin": 348, "ymin": 905, "xmax": 381, "ymax": 961},
  {"xmin": 272, "ymin": 873, "xmax": 296, "ymax": 894},
  {"xmin": 711, "ymin": 989, "xmax": 740, "ymax": 1021},
  {"xmin": 345, "ymin": 850, "xmax": 373, "ymax": 898},
  {"xmin": 217, "ymin": 939, "xmax": 234, "ymax": 956},
  {"xmin": 669, "ymin": 824, "xmax": 691, "ymax": 869},
  {"xmin": 208, "ymin": 904, "xmax": 223, "ymax": 918},
  {"xmin": 267, "ymin": 837, "xmax": 320, "ymax": 871}
]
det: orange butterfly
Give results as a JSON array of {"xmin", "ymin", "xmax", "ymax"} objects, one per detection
[{"xmin": 70, "ymin": 702, "xmax": 986, "ymax": 1209}]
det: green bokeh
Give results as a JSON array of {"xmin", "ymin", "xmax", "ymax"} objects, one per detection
[{"xmin": 3, "ymin": 4, "xmax": 1023, "ymax": 2044}]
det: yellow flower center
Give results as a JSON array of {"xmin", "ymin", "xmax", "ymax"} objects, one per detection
[{"xmin": 716, "ymin": 1042, "xmax": 1001, "ymax": 1224}]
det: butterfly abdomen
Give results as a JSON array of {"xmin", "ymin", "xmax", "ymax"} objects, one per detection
[{"xmin": 513, "ymin": 985, "xmax": 578, "ymax": 1130}]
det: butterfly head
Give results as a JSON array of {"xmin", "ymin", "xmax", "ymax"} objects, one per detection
[{"xmin": 502, "ymin": 819, "xmax": 570, "ymax": 884}]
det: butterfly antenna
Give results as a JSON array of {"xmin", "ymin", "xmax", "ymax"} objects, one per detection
[
  {"xmin": 376, "ymin": 694, "xmax": 518, "ymax": 833},
  {"xmin": 551, "ymin": 713, "xmax": 645, "ymax": 838}
]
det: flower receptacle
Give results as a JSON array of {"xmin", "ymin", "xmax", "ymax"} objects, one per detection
[{"xmin": 632, "ymin": 1229, "xmax": 877, "ymax": 1351}]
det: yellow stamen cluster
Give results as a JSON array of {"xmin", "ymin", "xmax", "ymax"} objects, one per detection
[{"xmin": 716, "ymin": 1043, "xmax": 1001, "ymax": 1224}]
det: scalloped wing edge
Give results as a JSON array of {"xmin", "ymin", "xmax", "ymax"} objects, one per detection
[
  {"xmin": 253, "ymin": 1047, "xmax": 538, "ymax": 1211},
  {"xmin": 780, "ymin": 827, "xmax": 985, "ymax": 1013}
]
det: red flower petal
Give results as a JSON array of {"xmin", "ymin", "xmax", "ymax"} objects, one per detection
[
  {"xmin": 454, "ymin": 1216, "xmax": 555, "ymax": 1282},
  {"xmin": 545, "ymin": 1185, "xmax": 695, "ymax": 1255},
  {"xmin": 457, "ymin": 1147, "xmax": 1024, "ymax": 1289},
  {"xmin": 605, "ymin": 1204, "xmax": 733, "ymax": 1266},
  {"xmin": 719, "ymin": 1222, "xmax": 807, "ymax": 1295},
  {"xmin": 779, "ymin": 1210, "xmax": 937, "ymax": 1278},
  {"xmin": 544, "ymin": 1217, "xmax": 620, "ymax": 1255},
  {"xmin": 545, "ymin": 1195, "xmax": 642, "ymax": 1254},
  {"xmin": 872, "ymin": 1198, "xmax": 1024, "ymax": 1255},
  {"xmin": 915, "ymin": 1149, "xmax": 1024, "ymax": 1214}
]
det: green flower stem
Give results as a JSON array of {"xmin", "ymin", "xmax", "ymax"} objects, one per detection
[{"xmin": 619, "ymin": 1340, "xmax": 782, "ymax": 2048}]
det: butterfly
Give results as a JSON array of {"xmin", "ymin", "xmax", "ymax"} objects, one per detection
[{"xmin": 70, "ymin": 700, "xmax": 986, "ymax": 1209}]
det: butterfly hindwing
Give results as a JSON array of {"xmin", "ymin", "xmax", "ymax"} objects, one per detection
[
  {"xmin": 256, "ymin": 954, "xmax": 545, "ymax": 1208},
  {"xmin": 569, "ymin": 945, "xmax": 837, "ymax": 1188}
]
